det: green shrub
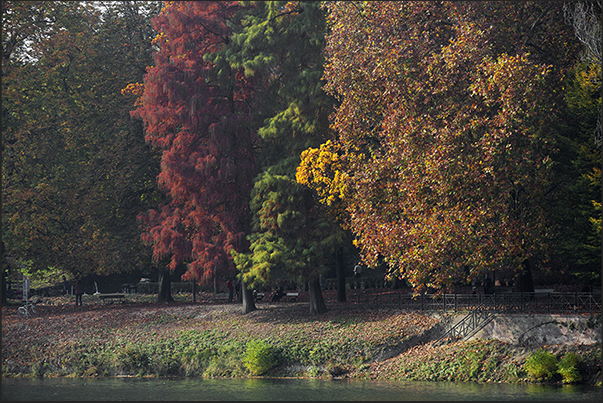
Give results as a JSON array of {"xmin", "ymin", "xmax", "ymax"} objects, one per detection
[
  {"xmin": 115, "ymin": 344, "xmax": 150, "ymax": 375},
  {"xmin": 243, "ymin": 340, "xmax": 278, "ymax": 376},
  {"xmin": 558, "ymin": 352, "xmax": 582, "ymax": 384},
  {"xmin": 524, "ymin": 349, "xmax": 558, "ymax": 382}
]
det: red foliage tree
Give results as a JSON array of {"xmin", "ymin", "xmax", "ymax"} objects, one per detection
[{"xmin": 133, "ymin": 2, "xmax": 257, "ymax": 293}]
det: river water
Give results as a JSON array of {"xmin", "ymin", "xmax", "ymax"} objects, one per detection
[{"xmin": 2, "ymin": 377, "xmax": 601, "ymax": 401}]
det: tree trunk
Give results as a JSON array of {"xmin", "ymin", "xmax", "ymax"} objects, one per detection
[
  {"xmin": 241, "ymin": 280, "xmax": 256, "ymax": 314},
  {"xmin": 192, "ymin": 280, "xmax": 196, "ymax": 303},
  {"xmin": 308, "ymin": 277, "xmax": 328, "ymax": 314},
  {"xmin": 336, "ymin": 248, "xmax": 346, "ymax": 302},
  {"xmin": 1, "ymin": 241, "xmax": 7, "ymax": 306},
  {"xmin": 157, "ymin": 269, "xmax": 174, "ymax": 303},
  {"xmin": 515, "ymin": 258, "xmax": 535, "ymax": 293}
]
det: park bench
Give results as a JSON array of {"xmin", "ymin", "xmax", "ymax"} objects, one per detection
[
  {"xmin": 492, "ymin": 286, "xmax": 513, "ymax": 294},
  {"xmin": 283, "ymin": 292, "xmax": 299, "ymax": 302},
  {"xmin": 121, "ymin": 283, "xmax": 138, "ymax": 294},
  {"xmin": 97, "ymin": 293, "xmax": 127, "ymax": 304},
  {"xmin": 267, "ymin": 291, "xmax": 300, "ymax": 302}
]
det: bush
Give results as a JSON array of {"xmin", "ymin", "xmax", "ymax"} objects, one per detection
[
  {"xmin": 558, "ymin": 352, "xmax": 582, "ymax": 384},
  {"xmin": 243, "ymin": 340, "xmax": 278, "ymax": 376},
  {"xmin": 524, "ymin": 349, "xmax": 558, "ymax": 382},
  {"xmin": 115, "ymin": 344, "xmax": 150, "ymax": 375}
]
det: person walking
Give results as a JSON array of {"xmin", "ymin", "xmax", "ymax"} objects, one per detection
[
  {"xmin": 234, "ymin": 279, "xmax": 241, "ymax": 302},
  {"xmin": 354, "ymin": 262, "xmax": 362, "ymax": 278},
  {"xmin": 75, "ymin": 279, "xmax": 83, "ymax": 306},
  {"xmin": 227, "ymin": 278, "xmax": 234, "ymax": 303},
  {"xmin": 62, "ymin": 276, "xmax": 69, "ymax": 295}
]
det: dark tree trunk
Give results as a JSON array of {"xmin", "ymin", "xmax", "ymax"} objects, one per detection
[
  {"xmin": 1, "ymin": 241, "xmax": 7, "ymax": 306},
  {"xmin": 336, "ymin": 248, "xmax": 346, "ymax": 302},
  {"xmin": 515, "ymin": 258, "xmax": 535, "ymax": 293},
  {"xmin": 157, "ymin": 269, "xmax": 174, "ymax": 303},
  {"xmin": 308, "ymin": 277, "xmax": 328, "ymax": 314},
  {"xmin": 241, "ymin": 280, "xmax": 256, "ymax": 314},
  {"xmin": 192, "ymin": 280, "xmax": 197, "ymax": 303}
]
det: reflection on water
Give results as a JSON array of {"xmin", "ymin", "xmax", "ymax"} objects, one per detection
[{"xmin": 1, "ymin": 377, "xmax": 601, "ymax": 401}]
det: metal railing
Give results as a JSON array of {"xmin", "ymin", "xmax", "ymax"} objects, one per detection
[
  {"xmin": 353, "ymin": 292, "xmax": 602, "ymax": 315},
  {"xmin": 433, "ymin": 294, "xmax": 499, "ymax": 346},
  {"xmin": 434, "ymin": 309, "xmax": 495, "ymax": 346}
]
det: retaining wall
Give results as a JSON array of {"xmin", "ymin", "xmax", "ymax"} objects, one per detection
[{"xmin": 460, "ymin": 313, "xmax": 602, "ymax": 346}]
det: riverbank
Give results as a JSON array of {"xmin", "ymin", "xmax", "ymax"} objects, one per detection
[{"xmin": 2, "ymin": 292, "xmax": 601, "ymax": 386}]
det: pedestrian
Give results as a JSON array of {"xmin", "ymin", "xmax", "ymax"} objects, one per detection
[
  {"xmin": 234, "ymin": 279, "xmax": 241, "ymax": 302},
  {"xmin": 227, "ymin": 278, "xmax": 234, "ymax": 303},
  {"xmin": 271, "ymin": 288, "xmax": 283, "ymax": 302},
  {"xmin": 483, "ymin": 276, "xmax": 492, "ymax": 295},
  {"xmin": 62, "ymin": 276, "xmax": 69, "ymax": 295},
  {"xmin": 75, "ymin": 279, "xmax": 83, "ymax": 306},
  {"xmin": 354, "ymin": 262, "xmax": 362, "ymax": 278}
]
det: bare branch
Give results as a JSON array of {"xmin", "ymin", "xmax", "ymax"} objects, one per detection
[{"xmin": 564, "ymin": 1, "xmax": 602, "ymax": 64}]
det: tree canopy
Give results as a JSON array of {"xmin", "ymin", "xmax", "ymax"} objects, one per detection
[
  {"xmin": 298, "ymin": 1, "xmax": 590, "ymax": 292},
  {"xmin": 222, "ymin": 1, "xmax": 347, "ymax": 313},
  {"xmin": 2, "ymin": 1, "xmax": 162, "ymax": 279},
  {"xmin": 3, "ymin": 1, "xmax": 599, "ymax": 304},
  {"xmin": 132, "ymin": 2, "xmax": 257, "ymax": 293}
]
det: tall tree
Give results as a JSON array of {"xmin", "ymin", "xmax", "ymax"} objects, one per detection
[
  {"xmin": 300, "ymin": 1, "xmax": 581, "ymax": 293},
  {"xmin": 132, "ymin": 1, "xmax": 258, "ymax": 306},
  {"xmin": 549, "ymin": 1, "xmax": 601, "ymax": 285},
  {"xmin": 2, "ymin": 1, "xmax": 162, "ymax": 279},
  {"xmin": 224, "ymin": 1, "xmax": 346, "ymax": 314},
  {"xmin": 550, "ymin": 60, "xmax": 602, "ymax": 285}
]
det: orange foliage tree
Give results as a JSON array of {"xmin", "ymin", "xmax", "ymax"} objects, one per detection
[{"xmin": 298, "ymin": 1, "xmax": 580, "ymax": 293}]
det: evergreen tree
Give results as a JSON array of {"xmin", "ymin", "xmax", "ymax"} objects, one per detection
[{"xmin": 223, "ymin": 1, "xmax": 346, "ymax": 313}]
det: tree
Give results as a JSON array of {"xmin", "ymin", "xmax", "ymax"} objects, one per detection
[
  {"xmin": 224, "ymin": 1, "xmax": 346, "ymax": 314},
  {"xmin": 547, "ymin": 0, "xmax": 601, "ymax": 285},
  {"xmin": 2, "ymin": 1, "xmax": 162, "ymax": 280},
  {"xmin": 301, "ymin": 1, "xmax": 581, "ymax": 293},
  {"xmin": 563, "ymin": 1, "xmax": 601, "ymax": 146},
  {"xmin": 549, "ymin": 62, "xmax": 601, "ymax": 285},
  {"xmin": 132, "ymin": 1, "xmax": 258, "ymax": 306}
]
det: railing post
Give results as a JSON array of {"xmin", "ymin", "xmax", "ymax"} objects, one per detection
[
  {"xmin": 455, "ymin": 294, "xmax": 458, "ymax": 312},
  {"xmin": 589, "ymin": 293, "xmax": 592, "ymax": 314}
]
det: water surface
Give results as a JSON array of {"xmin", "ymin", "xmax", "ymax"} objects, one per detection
[{"xmin": 2, "ymin": 377, "xmax": 601, "ymax": 401}]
